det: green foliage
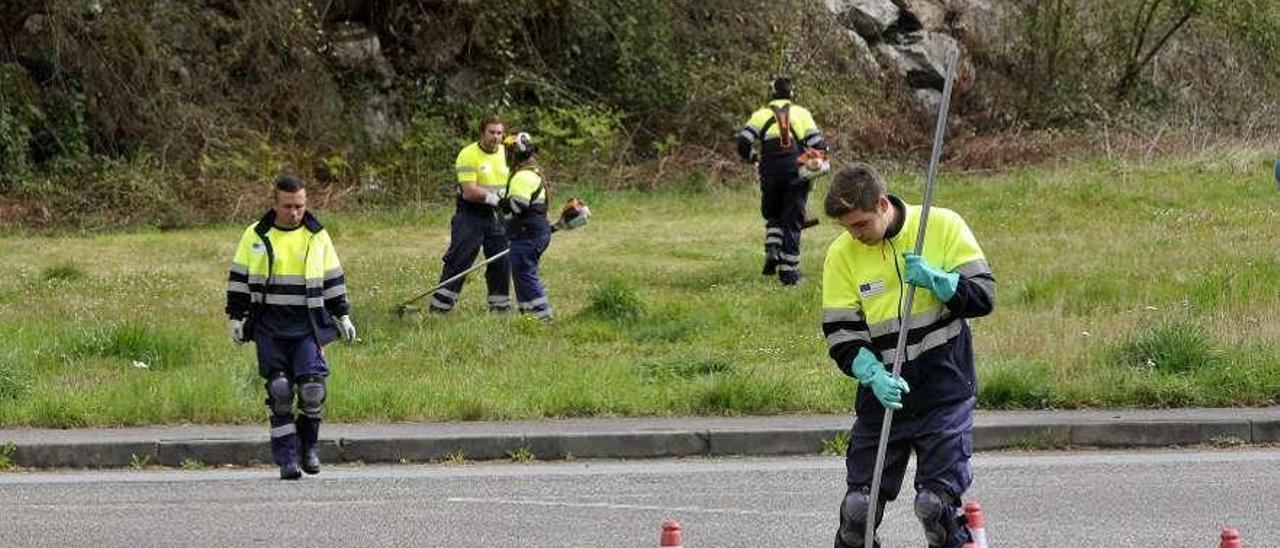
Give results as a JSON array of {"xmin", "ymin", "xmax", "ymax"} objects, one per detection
[
  {"xmin": 979, "ymin": 360, "xmax": 1061, "ymax": 409},
  {"xmin": 822, "ymin": 431, "xmax": 849, "ymax": 456},
  {"xmin": 584, "ymin": 278, "xmax": 646, "ymax": 322},
  {"xmin": 0, "ymin": 442, "xmax": 16, "ymax": 470},
  {"xmin": 0, "ymin": 365, "xmax": 31, "ymax": 402},
  {"xmin": 0, "ymin": 64, "xmax": 35, "ymax": 188},
  {"xmin": 41, "ymin": 263, "xmax": 85, "ymax": 282},
  {"xmin": 637, "ymin": 353, "xmax": 734, "ymax": 382},
  {"xmin": 129, "ymin": 453, "xmax": 153, "ymax": 469},
  {"xmin": 506, "ymin": 446, "xmax": 536, "ymax": 463},
  {"xmin": 1112, "ymin": 322, "xmax": 1220, "ymax": 375},
  {"xmin": 63, "ymin": 321, "xmax": 197, "ymax": 371}
]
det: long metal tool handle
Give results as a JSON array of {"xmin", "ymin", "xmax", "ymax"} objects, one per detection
[
  {"xmin": 865, "ymin": 47, "xmax": 959, "ymax": 548},
  {"xmin": 399, "ymin": 248, "xmax": 511, "ymax": 309}
]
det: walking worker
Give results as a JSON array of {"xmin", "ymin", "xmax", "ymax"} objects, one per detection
[
  {"xmin": 821, "ymin": 164, "xmax": 995, "ymax": 548},
  {"xmin": 498, "ymin": 132, "xmax": 553, "ymax": 321},
  {"xmin": 225, "ymin": 174, "xmax": 356, "ymax": 480},
  {"xmin": 429, "ymin": 113, "xmax": 512, "ymax": 314},
  {"xmin": 736, "ymin": 77, "xmax": 828, "ymax": 285}
]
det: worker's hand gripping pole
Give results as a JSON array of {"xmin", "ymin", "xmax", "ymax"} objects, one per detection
[{"xmin": 865, "ymin": 47, "xmax": 960, "ymax": 548}]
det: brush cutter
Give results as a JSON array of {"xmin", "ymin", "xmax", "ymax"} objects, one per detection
[{"xmin": 395, "ymin": 198, "xmax": 591, "ymax": 316}]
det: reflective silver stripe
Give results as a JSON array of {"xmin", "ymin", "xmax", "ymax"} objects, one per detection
[
  {"xmin": 970, "ymin": 277, "xmax": 996, "ymax": 300},
  {"xmin": 248, "ymin": 275, "xmax": 267, "ymax": 284},
  {"xmin": 880, "ymin": 318, "xmax": 964, "ymax": 364},
  {"xmin": 264, "ymin": 294, "xmax": 307, "ymax": 306},
  {"xmin": 779, "ymin": 252, "xmax": 800, "ymax": 263},
  {"xmin": 325, "ymin": 267, "xmax": 344, "ymax": 280},
  {"xmin": 430, "ymin": 296, "xmax": 453, "ymax": 310},
  {"xmin": 307, "ymin": 297, "xmax": 325, "ymax": 308},
  {"xmin": 827, "ymin": 329, "xmax": 870, "ymax": 347},
  {"xmin": 323, "ymin": 285, "xmax": 346, "ymax": 299},
  {"xmin": 227, "ymin": 281, "xmax": 251, "ymax": 294},
  {"xmin": 777, "ymin": 264, "xmax": 798, "ymax": 272},
  {"xmin": 802, "ymin": 127, "xmax": 821, "ymax": 139},
  {"xmin": 531, "ymin": 308, "xmax": 552, "ymax": 319},
  {"xmin": 250, "ymin": 294, "xmax": 264, "ymax": 304},
  {"xmin": 867, "ymin": 307, "xmax": 950, "ymax": 339},
  {"xmin": 456, "ymin": 166, "xmax": 477, "ymax": 173},
  {"xmin": 488, "ymin": 295, "xmax": 512, "ymax": 305},
  {"xmin": 435, "ymin": 288, "xmax": 459, "ymax": 300},
  {"xmin": 518, "ymin": 296, "xmax": 549, "ymax": 309},
  {"xmin": 230, "ymin": 263, "xmax": 248, "ymax": 275},
  {"xmin": 823, "ymin": 308, "xmax": 864, "ymax": 323},
  {"xmin": 271, "ymin": 423, "xmax": 296, "ymax": 438},
  {"xmin": 766, "ymin": 228, "xmax": 783, "ymax": 235},
  {"xmin": 955, "ymin": 260, "xmax": 991, "ymax": 278},
  {"xmin": 739, "ymin": 128, "xmax": 757, "ymax": 141},
  {"xmin": 765, "ymin": 237, "xmax": 783, "ymax": 245},
  {"xmin": 271, "ymin": 275, "xmax": 306, "ymax": 285}
]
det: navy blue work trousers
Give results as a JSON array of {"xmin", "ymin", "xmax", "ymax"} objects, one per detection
[{"xmin": 430, "ymin": 207, "xmax": 511, "ymax": 312}]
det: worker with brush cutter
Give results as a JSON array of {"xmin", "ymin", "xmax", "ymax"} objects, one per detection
[
  {"xmin": 736, "ymin": 77, "xmax": 828, "ymax": 285},
  {"xmin": 822, "ymin": 164, "xmax": 995, "ymax": 548},
  {"xmin": 497, "ymin": 131, "xmax": 555, "ymax": 322}
]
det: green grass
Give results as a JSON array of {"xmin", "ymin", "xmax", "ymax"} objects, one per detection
[{"xmin": 1, "ymin": 149, "xmax": 1279, "ymax": 426}]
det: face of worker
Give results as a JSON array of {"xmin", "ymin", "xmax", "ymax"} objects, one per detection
[
  {"xmin": 835, "ymin": 195, "xmax": 891, "ymax": 245},
  {"xmin": 480, "ymin": 122, "xmax": 505, "ymax": 153},
  {"xmin": 273, "ymin": 188, "xmax": 307, "ymax": 229}
]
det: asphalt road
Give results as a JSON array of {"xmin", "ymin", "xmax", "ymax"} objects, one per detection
[{"xmin": 1, "ymin": 448, "xmax": 1275, "ymax": 547}]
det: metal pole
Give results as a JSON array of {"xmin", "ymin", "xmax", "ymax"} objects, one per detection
[
  {"xmin": 865, "ymin": 47, "xmax": 960, "ymax": 548},
  {"xmin": 396, "ymin": 248, "xmax": 510, "ymax": 313}
]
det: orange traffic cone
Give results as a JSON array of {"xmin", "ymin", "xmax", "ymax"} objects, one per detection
[
  {"xmin": 964, "ymin": 501, "xmax": 988, "ymax": 548},
  {"xmin": 660, "ymin": 519, "xmax": 684, "ymax": 548},
  {"xmin": 1220, "ymin": 528, "xmax": 1242, "ymax": 548}
]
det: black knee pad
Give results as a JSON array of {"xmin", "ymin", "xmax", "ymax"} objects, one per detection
[
  {"xmin": 914, "ymin": 487, "xmax": 961, "ymax": 548},
  {"xmin": 838, "ymin": 490, "xmax": 874, "ymax": 548},
  {"xmin": 297, "ymin": 375, "xmax": 326, "ymax": 419},
  {"xmin": 265, "ymin": 373, "xmax": 293, "ymax": 417}
]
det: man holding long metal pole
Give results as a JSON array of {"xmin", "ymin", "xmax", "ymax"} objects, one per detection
[
  {"xmin": 822, "ymin": 160, "xmax": 995, "ymax": 548},
  {"xmin": 821, "ymin": 49, "xmax": 995, "ymax": 548}
]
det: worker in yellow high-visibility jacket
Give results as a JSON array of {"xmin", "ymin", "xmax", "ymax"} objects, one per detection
[
  {"xmin": 226, "ymin": 174, "xmax": 355, "ymax": 480},
  {"xmin": 822, "ymin": 164, "xmax": 995, "ymax": 548}
]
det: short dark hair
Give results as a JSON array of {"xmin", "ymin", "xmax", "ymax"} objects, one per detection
[
  {"xmin": 770, "ymin": 78, "xmax": 793, "ymax": 100},
  {"xmin": 825, "ymin": 163, "xmax": 887, "ymax": 217},
  {"xmin": 479, "ymin": 114, "xmax": 504, "ymax": 135},
  {"xmin": 275, "ymin": 174, "xmax": 305, "ymax": 194}
]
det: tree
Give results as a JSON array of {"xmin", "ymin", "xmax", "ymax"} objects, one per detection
[{"xmin": 1112, "ymin": 0, "xmax": 1204, "ymax": 101}]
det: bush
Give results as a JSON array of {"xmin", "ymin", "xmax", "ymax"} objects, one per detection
[
  {"xmin": 1112, "ymin": 321, "xmax": 1220, "ymax": 375},
  {"xmin": 0, "ymin": 63, "xmax": 35, "ymax": 188},
  {"xmin": 584, "ymin": 278, "xmax": 645, "ymax": 322}
]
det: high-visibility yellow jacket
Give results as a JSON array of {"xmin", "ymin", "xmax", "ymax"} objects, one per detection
[
  {"xmin": 736, "ymin": 99, "xmax": 827, "ymax": 176},
  {"xmin": 225, "ymin": 210, "xmax": 349, "ymax": 345},
  {"xmin": 455, "ymin": 141, "xmax": 509, "ymax": 213},
  {"xmin": 821, "ymin": 195, "xmax": 995, "ymax": 419}
]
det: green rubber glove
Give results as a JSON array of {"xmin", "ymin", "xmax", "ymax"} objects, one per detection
[
  {"xmin": 851, "ymin": 348, "xmax": 910, "ymax": 410},
  {"xmin": 903, "ymin": 252, "xmax": 959, "ymax": 301}
]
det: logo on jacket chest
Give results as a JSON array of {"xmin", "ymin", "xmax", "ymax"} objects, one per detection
[{"xmin": 858, "ymin": 280, "xmax": 886, "ymax": 299}]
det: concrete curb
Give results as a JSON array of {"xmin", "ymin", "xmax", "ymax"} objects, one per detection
[{"xmin": 1, "ymin": 408, "xmax": 1277, "ymax": 469}]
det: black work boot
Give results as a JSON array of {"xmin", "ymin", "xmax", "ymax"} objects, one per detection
[
  {"xmin": 762, "ymin": 249, "xmax": 780, "ymax": 276},
  {"xmin": 279, "ymin": 461, "xmax": 302, "ymax": 480},
  {"xmin": 301, "ymin": 444, "xmax": 321, "ymax": 475}
]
